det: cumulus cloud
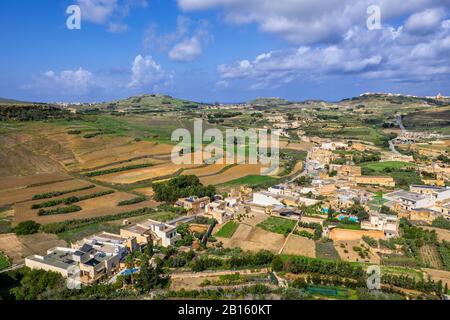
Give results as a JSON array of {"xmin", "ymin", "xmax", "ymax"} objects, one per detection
[
  {"xmin": 404, "ymin": 8, "xmax": 447, "ymax": 35},
  {"xmin": 23, "ymin": 55, "xmax": 173, "ymax": 98},
  {"xmin": 23, "ymin": 68, "xmax": 96, "ymax": 95},
  {"xmin": 76, "ymin": 0, "xmax": 147, "ymax": 31},
  {"xmin": 127, "ymin": 55, "xmax": 173, "ymax": 89},
  {"xmin": 178, "ymin": 0, "xmax": 450, "ymax": 45},
  {"xmin": 217, "ymin": 18, "xmax": 450, "ymax": 89},
  {"xmin": 144, "ymin": 16, "xmax": 212, "ymax": 62}
]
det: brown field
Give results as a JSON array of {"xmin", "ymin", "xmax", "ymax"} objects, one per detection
[
  {"xmin": 219, "ymin": 224, "xmax": 285, "ymax": 253},
  {"xmin": 14, "ymin": 190, "xmax": 160, "ymax": 225},
  {"xmin": 421, "ymin": 227, "xmax": 450, "ymax": 242},
  {"xmin": 0, "ymin": 173, "xmax": 72, "ymax": 192},
  {"xmin": 281, "ymin": 235, "xmax": 316, "ymax": 257},
  {"xmin": 67, "ymin": 137, "xmax": 174, "ymax": 171},
  {"xmin": 0, "ymin": 233, "xmax": 67, "ymax": 264},
  {"xmin": 334, "ymin": 240, "xmax": 380, "ymax": 264},
  {"xmin": 182, "ymin": 164, "xmax": 230, "ymax": 177},
  {"xmin": 0, "ymin": 177, "xmax": 90, "ymax": 207},
  {"xmin": 200, "ymin": 164, "xmax": 268, "ymax": 185},
  {"xmin": 329, "ymin": 229, "xmax": 385, "ymax": 241},
  {"xmin": 423, "ymin": 268, "xmax": 450, "ymax": 288},
  {"xmin": 84, "ymin": 158, "xmax": 166, "ymax": 172},
  {"xmin": 94, "ymin": 162, "xmax": 200, "ymax": 184},
  {"xmin": 135, "ymin": 187, "xmax": 155, "ymax": 197},
  {"xmin": 284, "ymin": 142, "xmax": 315, "ymax": 151},
  {"xmin": 189, "ymin": 224, "xmax": 209, "ymax": 233}
]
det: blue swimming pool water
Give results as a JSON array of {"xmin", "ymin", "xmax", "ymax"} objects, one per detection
[
  {"xmin": 121, "ymin": 268, "xmax": 139, "ymax": 276},
  {"xmin": 337, "ymin": 215, "xmax": 358, "ymax": 222}
]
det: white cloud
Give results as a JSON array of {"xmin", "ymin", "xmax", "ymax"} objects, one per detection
[
  {"xmin": 144, "ymin": 16, "xmax": 212, "ymax": 62},
  {"xmin": 217, "ymin": 19, "xmax": 450, "ymax": 89},
  {"xmin": 76, "ymin": 0, "xmax": 147, "ymax": 31},
  {"xmin": 169, "ymin": 38, "xmax": 203, "ymax": 62},
  {"xmin": 178, "ymin": 0, "xmax": 450, "ymax": 45},
  {"xmin": 404, "ymin": 8, "xmax": 447, "ymax": 35},
  {"xmin": 127, "ymin": 55, "xmax": 172, "ymax": 89},
  {"xmin": 23, "ymin": 68, "xmax": 96, "ymax": 95}
]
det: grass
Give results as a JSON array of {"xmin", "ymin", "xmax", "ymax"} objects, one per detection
[
  {"xmin": 215, "ymin": 221, "xmax": 239, "ymax": 238},
  {"xmin": 380, "ymin": 266, "xmax": 424, "ymax": 281},
  {"xmin": 257, "ymin": 217, "xmax": 296, "ymax": 237},
  {"xmin": 0, "ymin": 252, "xmax": 11, "ymax": 271},
  {"xmin": 335, "ymin": 224, "xmax": 362, "ymax": 230},
  {"xmin": 218, "ymin": 175, "xmax": 279, "ymax": 188},
  {"xmin": 361, "ymin": 161, "xmax": 416, "ymax": 173}
]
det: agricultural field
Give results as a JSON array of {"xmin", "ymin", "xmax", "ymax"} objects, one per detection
[
  {"xmin": 215, "ymin": 221, "xmax": 239, "ymax": 238},
  {"xmin": 200, "ymin": 164, "xmax": 274, "ymax": 186},
  {"xmin": 281, "ymin": 235, "xmax": 316, "ymax": 258},
  {"xmin": 257, "ymin": 217, "xmax": 297, "ymax": 237},
  {"xmin": 361, "ymin": 161, "xmax": 416, "ymax": 173},
  {"xmin": 11, "ymin": 179, "xmax": 160, "ymax": 224},
  {"xmin": 329, "ymin": 229, "xmax": 385, "ymax": 241},
  {"xmin": 219, "ymin": 223, "xmax": 286, "ymax": 253},
  {"xmin": 0, "ymin": 233, "xmax": 67, "ymax": 264}
]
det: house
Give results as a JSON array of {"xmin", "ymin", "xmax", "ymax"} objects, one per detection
[
  {"xmin": 384, "ymin": 190, "xmax": 436, "ymax": 210},
  {"xmin": 252, "ymin": 191, "xmax": 284, "ymax": 207},
  {"xmin": 204, "ymin": 201, "xmax": 234, "ymax": 224},
  {"xmin": 25, "ymin": 247, "xmax": 80, "ymax": 278},
  {"xmin": 352, "ymin": 176, "xmax": 395, "ymax": 187},
  {"xmin": 25, "ymin": 244, "xmax": 121, "ymax": 285},
  {"xmin": 409, "ymin": 185, "xmax": 450, "ymax": 202},
  {"xmin": 71, "ymin": 232, "xmax": 138, "ymax": 260},
  {"xmin": 176, "ymin": 196, "xmax": 211, "ymax": 213},
  {"xmin": 120, "ymin": 219, "xmax": 180, "ymax": 247},
  {"xmin": 329, "ymin": 164, "xmax": 362, "ymax": 177},
  {"xmin": 361, "ymin": 213, "xmax": 399, "ymax": 238}
]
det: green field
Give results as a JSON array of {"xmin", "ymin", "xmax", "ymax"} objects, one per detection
[
  {"xmin": 257, "ymin": 217, "xmax": 296, "ymax": 236},
  {"xmin": 361, "ymin": 161, "xmax": 416, "ymax": 172},
  {"xmin": 0, "ymin": 252, "xmax": 10, "ymax": 271},
  {"xmin": 215, "ymin": 221, "xmax": 239, "ymax": 238}
]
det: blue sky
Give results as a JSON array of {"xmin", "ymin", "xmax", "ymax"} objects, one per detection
[{"xmin": 1, "ymin": 0, "xmax": 450, "ymax": 103}]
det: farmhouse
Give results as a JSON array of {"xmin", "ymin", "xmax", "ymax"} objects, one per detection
[
  {"xmin": 120, "ymin": 219, "xmax": 180, "ymax": 247},
  {"xmin": 176, "ymin": 196, "xmax": 211, "ymax": 213},
  {"xmin": 361, "ymin": 213, "xmax": 399, "ymax": 238},
  {"xmin": 352, "ymin": 176, "xmax": 395, "ymax": 187}
]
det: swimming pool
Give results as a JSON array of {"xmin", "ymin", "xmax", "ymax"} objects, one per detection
[
  {"xmin": 120, "ymin": 268, "xmax": 139, "ymax": 276},
  {"xmin": 337, "ymin": 215, "xmax": 358, "ymax": 222}
]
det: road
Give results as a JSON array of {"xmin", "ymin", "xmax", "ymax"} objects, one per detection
[{"xmin": 0, "ymin": 263, "xmax": 24, "ymax": 274}]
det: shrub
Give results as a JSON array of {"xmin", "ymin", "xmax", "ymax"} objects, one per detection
[
  {"xmin": 38, "ymin": 205, "xmax": 82, "ymax": 216},
  {"xmin": 118, "ymin": 196, "xmax": 146, "ymax": 206},
  {"xmin": 13, "ymin": 220, "xmax": 41, "ymax": 235}
]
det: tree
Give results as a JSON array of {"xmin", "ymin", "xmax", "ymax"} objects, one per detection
[
  {"xmin": 13, "ymin": 221, "xmax": 41, "ymax": 235},
  {"xmin": 271, "ymin": 256, "xmax": 283, "ymax": 272},
  {"xmin": 11, "ymin": 269, "xmax": 65, "ymax": 300},
  {"xmin": 134, "ymin": 262, "xmax": 169, "ymax": 293}
]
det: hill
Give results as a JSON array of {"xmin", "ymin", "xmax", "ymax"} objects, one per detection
[
  {"xmin": 91, "ymin": 94, "xmax": 205, "ymax": 114},
  {"xmin": 0, "ymin": 97, "xmax": 38, "ymax": 105}
]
